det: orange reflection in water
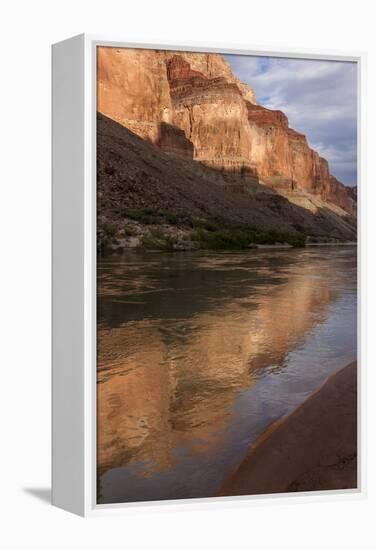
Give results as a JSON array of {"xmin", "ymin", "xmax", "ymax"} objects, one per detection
[{"xmin": 97, "ymin": 253, "xmax": 336, "ymax": 482}]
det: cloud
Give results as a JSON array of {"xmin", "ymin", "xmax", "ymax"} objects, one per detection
[{"xmin": 225, "ymin": 55, "xmax": 357, "ymax": 186}]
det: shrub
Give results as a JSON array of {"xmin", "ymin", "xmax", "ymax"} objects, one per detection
[
  {"xmin": 149, "ymin": 228, "xmax": 165, "ymax": 240},
  {"xmin": 122, "ymin": 208, "xmax": 159, "ymax": 224},
  {"xmin": 191, "ymin": 224, "xmax": 305, "ymax": 250},
  {"xmin": 102, "ymin": 222, "xmax": 117, "ymax": 238},
  {"xmin": 141, "ymin": 233, "xmax": 177, "ymax": 250},
  {"xmin": 123, "ymin": 226, "xmax": 137, "ymax": 236},
  {"xmin": 193, "ymin": 219, "xmax": 219, "ymax": 232},
  {"xmin": 191, "ymin": 228, "xmax": 249, "ymax": 250}
]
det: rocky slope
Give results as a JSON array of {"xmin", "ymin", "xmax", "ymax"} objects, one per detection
[
  {"xmin": 97, "ymin": 113, "xmax": 356, "ymax": 252},
  {"xmin": 97, "ymin": 47, "xmax": 357, "ymax": 220}
]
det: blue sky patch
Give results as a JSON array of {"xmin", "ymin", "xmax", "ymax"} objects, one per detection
[{"xmin": 225, "ymin": 54, "xmax": 357, "ymax": 186}]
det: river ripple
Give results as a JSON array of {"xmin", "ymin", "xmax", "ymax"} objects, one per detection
[{"xmin": 97, "ymin": 247, "xmax": 357, "ymax": 504}]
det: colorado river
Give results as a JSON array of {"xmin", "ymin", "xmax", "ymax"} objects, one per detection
[{"xmin": 97, "ymin": 247, "xmax": 357, "ymax": 504}]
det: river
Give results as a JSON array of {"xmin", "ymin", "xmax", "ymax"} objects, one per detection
[{"xmin": 97, "ymin": 247, "xmax": 357, "ymax": 504}]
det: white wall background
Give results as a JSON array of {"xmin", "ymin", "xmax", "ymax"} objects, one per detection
[{"xmin": 1, "ymin": 0, "xmax": 375, "ymax": 547}]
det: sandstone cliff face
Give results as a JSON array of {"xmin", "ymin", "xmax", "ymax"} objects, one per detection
[
  {"xmin": 166, "ymin": 55, "xmax": 257, "ymax": 176},
  {"xmin": 97, "ymin": 47, "xmax": 173, "ymax": 144},
  {"xmin": 246, "ymin": 102, "xmax": 356, "ymax": 215},
  {"xmin": 97, "ymin": 47, "xmax": 356, "ymax": 217},
  {"xmin": 166, "ymin": 51, "xmax": 256, "ymax": 103},
  {"xmin": 323, "ymin": 176, "xmax": 357, "ymax": 215}
]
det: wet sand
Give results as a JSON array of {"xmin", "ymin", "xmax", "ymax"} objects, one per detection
[{"xmin": 220, "ymin": 362, "xmax": 357, "ymax": 496}]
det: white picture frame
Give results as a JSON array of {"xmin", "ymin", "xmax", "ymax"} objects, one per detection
[{"xmin": 52, "ymin": 34, "xmax": 366, "ymax": 517}]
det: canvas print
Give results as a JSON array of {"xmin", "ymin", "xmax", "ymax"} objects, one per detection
[{"xmin": 96, "ymin": 46, "xmax": 357, "ymax": 504}]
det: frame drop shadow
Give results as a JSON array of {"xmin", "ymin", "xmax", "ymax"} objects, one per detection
[{"xmin": 23, "ymin": 488, "xmax": 51, "ymax": 504}]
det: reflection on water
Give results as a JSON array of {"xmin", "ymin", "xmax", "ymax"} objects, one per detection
[{"xmin": 97, "ymin": 248, "xmax": 357, "ymax": 504}]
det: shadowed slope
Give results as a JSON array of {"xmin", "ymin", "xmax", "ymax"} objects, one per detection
[{"xmin": 97, "ymin": 113, "xmax": 356, "ymax": 241}]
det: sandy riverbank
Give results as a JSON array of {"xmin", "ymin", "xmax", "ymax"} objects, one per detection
[{"xmin": 220, "ymin": 362, "xmax": 357, "ymax": 496}]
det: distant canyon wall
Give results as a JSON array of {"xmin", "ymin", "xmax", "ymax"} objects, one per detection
[{"xmin": 97, "ymin": 47, "xmax": 356, "ymax": 216}]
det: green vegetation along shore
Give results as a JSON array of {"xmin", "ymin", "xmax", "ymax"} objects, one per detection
[{"xmin": 98, "ymin": 208, "xmax": 306, "ymax": 254}]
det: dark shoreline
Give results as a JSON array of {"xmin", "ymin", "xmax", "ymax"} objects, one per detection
[
  {"xmin": 98, "ymin": 241, "xmax": 358, "ymax": 258},
  {"xmin": 220, "ymin": 362, "xmax": 357, "ymax": 496}
]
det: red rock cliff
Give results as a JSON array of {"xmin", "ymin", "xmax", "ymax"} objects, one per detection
[{"xmin": 97, "ymin": 47, "xmax": 356, "ymax": 216}]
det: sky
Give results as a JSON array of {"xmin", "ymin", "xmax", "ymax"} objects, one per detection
[{"xmin": 225, "ymin": 55, "xmax": 357, "ymax": 187}]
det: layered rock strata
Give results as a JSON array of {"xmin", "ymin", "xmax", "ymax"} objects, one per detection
[{"xmin": 97, "ymin": 47, "xmax": 356, "ymax": 217}]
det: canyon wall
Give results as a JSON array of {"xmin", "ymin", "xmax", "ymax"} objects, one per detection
[
  {"xmin": 245, "ymin": 103, "xmax": 356, "ymax": 215},
  {"xmin": 97, "ymin": 47, "xmax": 356, "ymax": 216}
]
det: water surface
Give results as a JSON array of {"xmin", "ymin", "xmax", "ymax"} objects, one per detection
[{"xmin": 97, "ymin": 247, "xmax": 357, "ymax": 504}]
